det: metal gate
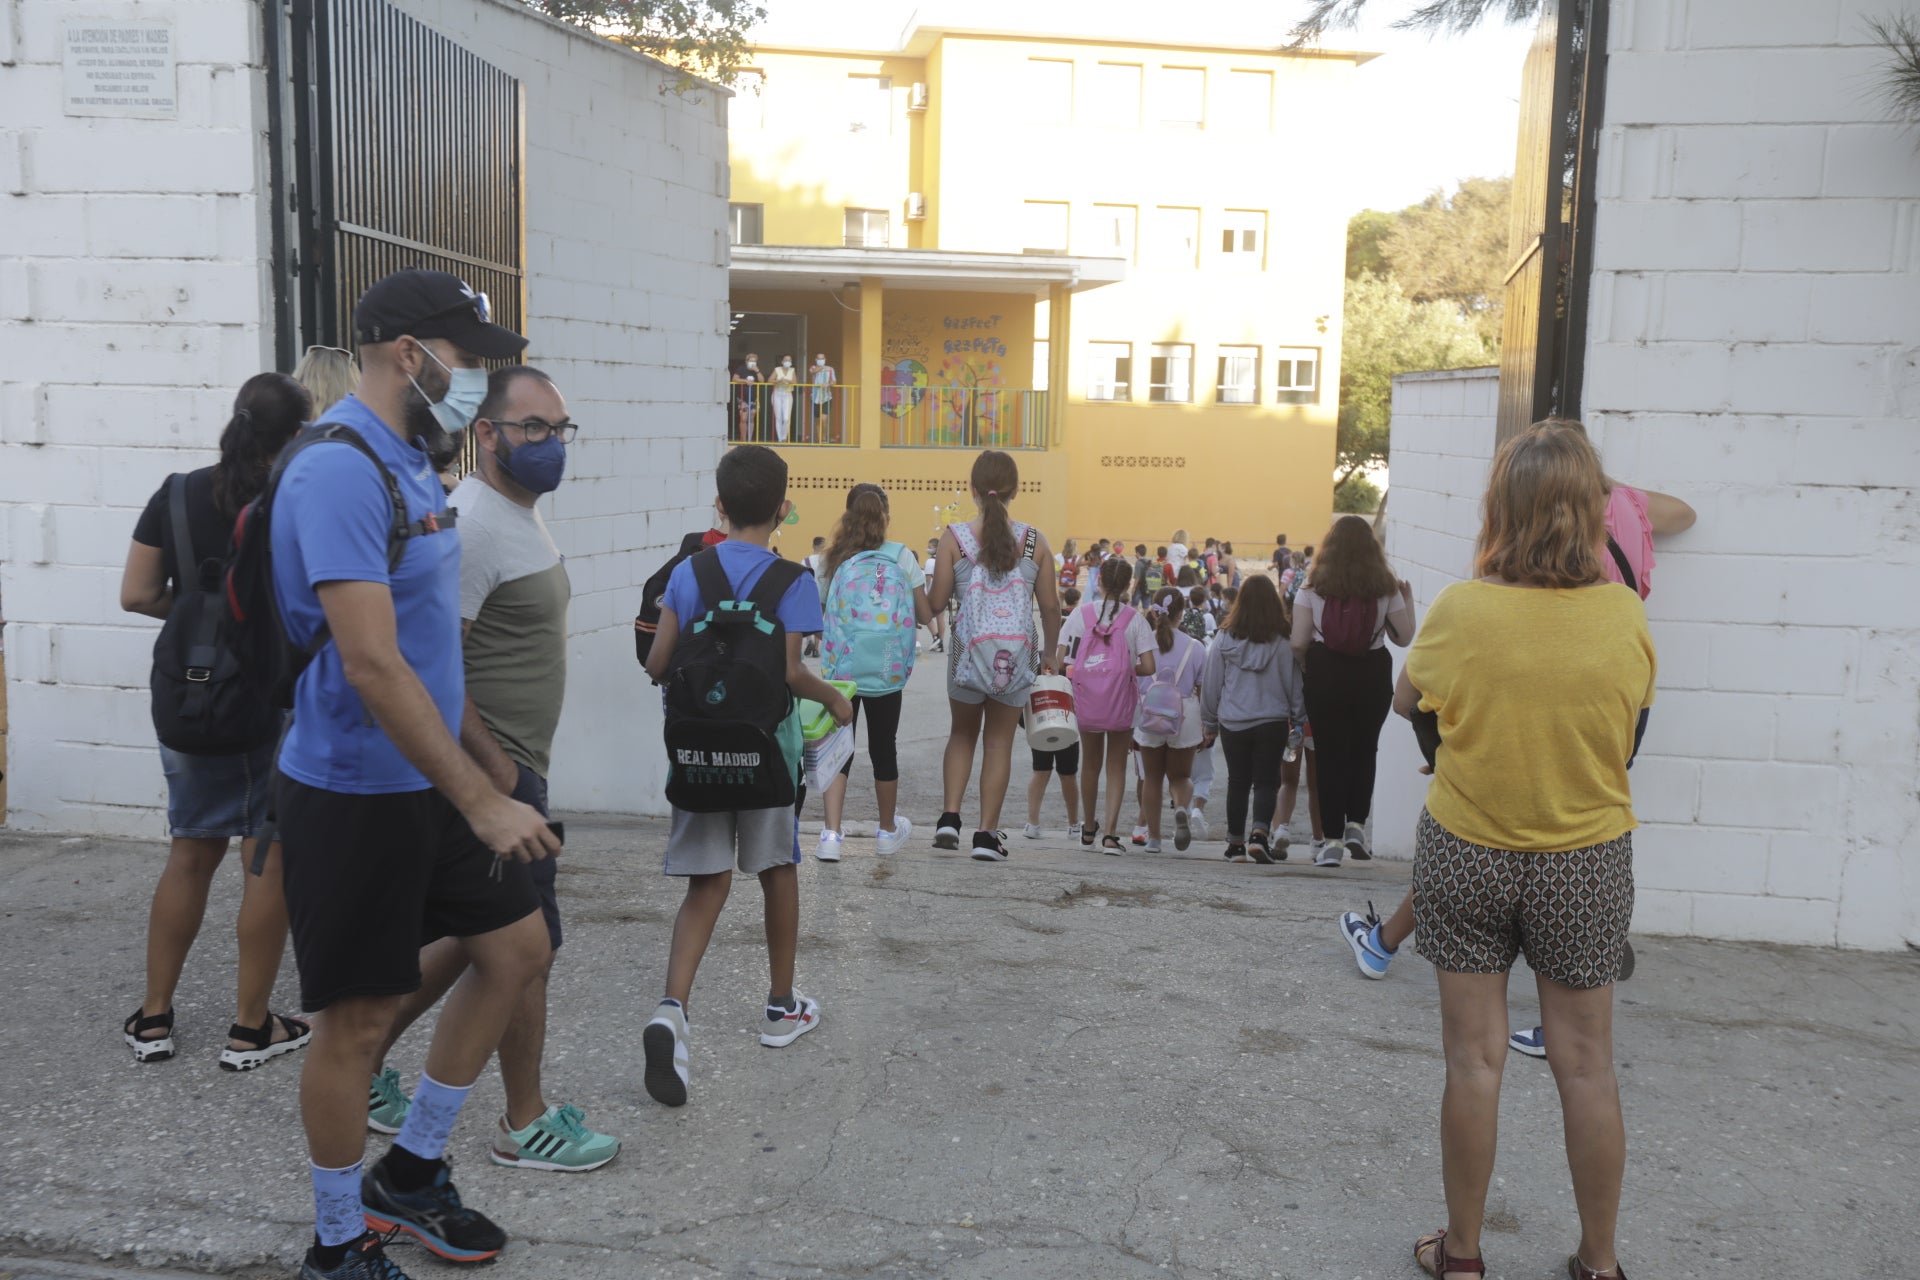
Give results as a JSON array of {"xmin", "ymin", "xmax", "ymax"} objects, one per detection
[
  {"xmin": 1497, "ymin": 0, "xmax": 1610, "ymax": 441},
  {"xmin": 265, "ymin": 0, "xmax": 526, "ymax": 370}
]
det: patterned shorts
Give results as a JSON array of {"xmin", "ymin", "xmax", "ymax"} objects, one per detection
[{"xmin": 1411, "ymin": 809, "xmax": 1634, "ymax": 990}]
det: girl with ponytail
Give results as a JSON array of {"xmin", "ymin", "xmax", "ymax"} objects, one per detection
[
  {"xmin": 927, "ymin": 451, "xmax": 1063, "ymax": 861},
  {"xmin": 1058, "ymin": 556, "xmax": 1156, "ymax": 854},
  {"xmin": 1133, "ymin": 587, "xmax": 1206, "ymax": 854}
]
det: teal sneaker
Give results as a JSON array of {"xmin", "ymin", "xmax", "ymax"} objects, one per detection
[
  {"xmin": 367, "ymin": 1067, "xmax": 411, "ymax": 1135},
  {"xmin": 489, "ymin": 1102, "xmax": 620, "ymax": 1172}
]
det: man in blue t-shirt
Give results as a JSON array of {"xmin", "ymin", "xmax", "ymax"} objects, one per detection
[
  {"xmin": 639, "ymin": 445, "xmax": 851, "ymax": 1110},
  {"xmin": 271, "ymin": 270, "xmax": 560, "ymax": 1280}
]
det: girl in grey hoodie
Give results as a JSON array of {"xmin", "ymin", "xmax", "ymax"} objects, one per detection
[{"xmin": 1200, "ymin": 575, "xmax": 1306, "ymax": 863}]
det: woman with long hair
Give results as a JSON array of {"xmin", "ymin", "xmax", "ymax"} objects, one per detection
[
  {"xmin": 815, "ymin": 484, "xmax": 932, "ymax": 861},
  {"xmin": 1134, "ymin": 587, "xmax": 1204, "ymax": 854},
  {"xmin": 119, "ymin": 372, "xmax": 313, "ymax": 1069},
  {"xmin": 1059, "ymin": 557, "xmax": 1156, "ymax": 854},
  {"xmin": 1290, "ymin": 514, "xmax": 1415, "ymax": 866},
  {"xmin": 927, "ymin": 451, "xmax": 1063, "ymax": 861},
  {"xmin": 1398, "ymin": 423, "xmax": 1652, "ymax": 1280},
  {"xmin": 291, "ymin": 344, "xmax": 359, "ymax": 417},
  {"xmin": 1199, "ymin": 575, "xmax": 1305, "ymax": 863}
]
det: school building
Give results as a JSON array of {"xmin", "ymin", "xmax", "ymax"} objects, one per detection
[{"xmin": 724, "ymin": 19, "xmax": 1373, "ymax": 553}]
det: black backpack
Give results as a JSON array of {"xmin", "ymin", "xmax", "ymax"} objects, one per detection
[
  {"xmin": 660, "ymin": 549, "xmax": 805, "ymax": 813},
  {"xmin": 149, "ymin": 475, "xmax": 282, "ymax": 755},
  {"xmin": 225, "ymin": 422, "xmax": 454, "ymax": 709},
  {"xmin": 636, "ymin": 531, "xmax": 713, "ymax": 666}
]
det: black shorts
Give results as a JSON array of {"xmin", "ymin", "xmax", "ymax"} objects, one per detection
[
  {"xmin": 509, "ymin": 763, "xmax": 563, "ymax": 952},
  {"xmin": 1031, "ymin": 741, "xmax": 1081, "ymax": 776},
  {"xmin": 277, "ymin": 777, "xmax": 542, "ymax": 1011}
]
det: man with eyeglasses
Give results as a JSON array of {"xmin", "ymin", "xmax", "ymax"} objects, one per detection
[
  {"xmin": 362, "ymin": 365, "xmax": 620, "ymax": 1175},
  {"xmin": 271, "ymin": 270, "xmax": 561, "ymax": 1280}
]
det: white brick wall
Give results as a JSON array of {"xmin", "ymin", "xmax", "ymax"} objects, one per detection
[
  {"xmin": 1376, "ymin": 0, "xmax": 1920, "ymax": 951},
  {"xmin": 2, "ymin": 0, "xmax": 727, "ymax": 830}
]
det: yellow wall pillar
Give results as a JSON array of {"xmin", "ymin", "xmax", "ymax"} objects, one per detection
[
  {"xmin": 855, "ymin": 276, "xmax": 885, "ymax": 451},
  {"xmin": 1046, "ymin": 283, "xmax": 1072, "ymax": 448}
]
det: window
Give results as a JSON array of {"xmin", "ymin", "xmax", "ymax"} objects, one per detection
[
  {"xmin": 1027, "ymin": 58, "xmax": 1074, "ymax": 124},
  {"xmin": 1218, "ymin": 210, "xmax": 1266, "ymax": 268},
  {"xmin": 1158, "ymin": 66, "xmax": 1205, "ymax": 128},
  {"xmin": 1034, "ymin": 339, "xmax": 1050, "ymax": 393},
  {"xmin": 1224, "ymin": 70, "xmax": 1271, "ymax": 130},
  {"xmin": 730, "ymin": 71, "xmax": 765, "ymax": 130},
  {"xmin": 728, "ymin": 203, "xmax": 764, "ymax": 246},
  {"xmin": 1090, "ymin": 62, "xmax": 1142, "ymax": 126},
  {"xmin": 1150, "ymin": 206, "xmax": 1201, "ymax": 269},
  {"xmin": 1087, "ymin": 342, "xmax": 1132, "ymax": 401},
  {"xmin": 1081, "ymin": 204, "xmax": 1137, "ymax": 261},
  {"xmin": 844, "ymin": 207, "xmax": 890, "ymax": 248},
  {"xmin": 1274, "ymin": 346, "xmax": 1321, "ymax": 404},
  {"xmin": 1217, "ymin": 345, "xmax": 1260, "ymax": 404},
  {"xmin": 1149, "ymin": 343, "xmax": 1193, "ymax": 403},
  {"xmin": 847, "ymin": 75, "xmax": 892, "ymax": 135},
  {"xmin": 1022, "ymin": 200, "xmax": 1070, "ymax": 253}
]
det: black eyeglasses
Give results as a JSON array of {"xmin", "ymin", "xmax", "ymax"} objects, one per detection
[{"xmin": 488, "ymin": 419, "xmax": 578, "ymax": 444}]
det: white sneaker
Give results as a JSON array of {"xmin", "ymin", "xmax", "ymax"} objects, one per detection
[
  {"xmin": 1021, "ymin": 823, "xmax": 1045, "ymax": 840},
  {"xmin": 1173, "ymin": 808, "xmax": 1192, "ymax": 852},
  {"xmin": 1313, "ymin": 840, "xmax": 1343, "ymax": 868},
  {"xmin": 642, "ymin": 1001, "xmax": 690, "ymax": 1107},
  {"xmin": 759, "ymin": 992, "xmax": 821, "ymax": 1047},
  {"xmin": 1131, "ymin": 824, "xmax": 1149, "ymax": 846},
  {"xmin": 1190, "ymin": 810, "xmax": 1211, "ymax": 842},
  {"xmin": 814, "ymin": 831, "xmax": 843, "ymax": 862},
  {"xmin": 876, "ymin": 817, "xmax": 913, "ymax": 857},
  {"xmin": 1143, "ymin": 838, "xmax": 1163, "ymax": 854}
]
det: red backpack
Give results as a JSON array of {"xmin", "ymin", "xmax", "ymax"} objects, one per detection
[{"xmin": 1318, "ymin": 595, "xmax": 1381, "ymax": 655}]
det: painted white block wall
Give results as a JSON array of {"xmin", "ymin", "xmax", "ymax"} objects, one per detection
[
  {"xmin": 1377, "ymin": 0, "xmax": 1920, "ymax": 950},
  {"xmin": 0, "ymin": 0, "xmax": 271, "ymax": 837},
  {"xmin": 1, "ymin": 0, "xmax": 726, "ymax": 832}
]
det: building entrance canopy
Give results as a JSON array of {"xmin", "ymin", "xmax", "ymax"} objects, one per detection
[{"xmin": 729, "ymin": 246, "xmax": 1125, "ymax": 297}]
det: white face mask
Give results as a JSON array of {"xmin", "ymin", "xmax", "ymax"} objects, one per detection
[
  {"xmin": 814, "ymin": 357, "xmax": 825, "ymax": 367},
  {"xmin": 745, "ymin": 359, "xmax": 758, "ymax": 370},
  {"xmin": 782, "ymin": 358, "xmax": 792, "ymax": 368},
  {"xmin": 411, "ymin": 342, "xmax": 487, "ymax": 434}
]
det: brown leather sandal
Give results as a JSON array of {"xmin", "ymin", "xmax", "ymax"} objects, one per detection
[
  {"xmin": 1414, "ymin": 1229, "xmax": 1486, "ymax": 1278},
  {"xmin": 1569, "ymin": 1254, "xmax": 1628, "ymax": 1279}
]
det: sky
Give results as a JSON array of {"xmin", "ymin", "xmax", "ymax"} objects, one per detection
[{"xmin": 745, "ymin": 0, "xmax": 1537, "ymax": 216}]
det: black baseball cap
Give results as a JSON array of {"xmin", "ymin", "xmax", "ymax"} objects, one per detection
[{"xmin": 352, "ymin": 268, "xmax": 527, "ymax": 358}]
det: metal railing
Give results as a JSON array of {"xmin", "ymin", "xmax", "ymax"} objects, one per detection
[
  {"xmin": 727, "ymin": 382, "xmax": 859, "ymax": 446},
  {"xmin": 884, "ymin": 387, "xmax": 1049, "ymax": 450}
]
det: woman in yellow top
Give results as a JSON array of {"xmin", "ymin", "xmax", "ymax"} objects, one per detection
[{"xmin": 1396, "ymin": 423, "xmax": 1655, "ymax": 1280}]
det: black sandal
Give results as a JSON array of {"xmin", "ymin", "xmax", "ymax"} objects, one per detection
[
  {"xmin": 124, "ymin": 1007, "xmax": 175, "ymax": 1063},
  {"xmin": 218, "ymin": 1012, "xmax": 313, "ymax": 1072},
  {"xmin": 1100, "ymin": 834, "xmax": 1123, "ymax": 856},
  {"xmin": 1415, "ymin": 1229, "xmax": 1485, "ymax": 1278},
  {"xmin": 1080, "ymin": 821, "xmax": 1099, "ymax": 848}
]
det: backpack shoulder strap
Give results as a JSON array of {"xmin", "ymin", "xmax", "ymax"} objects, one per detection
[
  {"xmin": 290, "ymin": 423, "xmax": 455, "ymax": 573},
  {"xmin": 747, "ymin": 557, "xmax": 806, "ymax": 617},
  {"xmin": 167, "ymin": 474, "xmax": 195, "ymax": 587},
  {"xmin": 951, "ymin": 522, "xmax": 979, "ymax": 562},
  {"xmin": 1020, "ymin": 524, "xmax": 1038, "ymax": 563},
  {"xmin": 1605, "ymin": 536, "xmax": 1639, "ymax": 594},
  {"xmin": 688, "ymin": 548, "xmax": 733, "ymax": 614}
]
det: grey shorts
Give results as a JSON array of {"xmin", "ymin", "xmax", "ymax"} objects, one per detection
[{"xmin": 664, "ymin": 806, "xmax": 800, "ymax": 877}]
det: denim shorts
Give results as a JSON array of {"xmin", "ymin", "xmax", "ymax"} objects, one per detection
[{"xmin": 159, "ymin": 740, "xmax": 277, "ymax": 839}]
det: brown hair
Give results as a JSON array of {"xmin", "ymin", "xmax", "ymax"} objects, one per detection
[
  {"xmin": 823, "ymin": 482, "xmax": 889, "ymax": 587},
  {"xmin": 1307, "ymin": 514, "xmax": 1398, "ymax": 600},
  {"xmin": 1223, "ymin": 573, "xmax": 1284, "ymax": 645},
  {"xmin": 1532, "ymin": 415, "xmax": 1616, "ymax": 493},
  {"xmin": 1096, "ymin": 555, "xmax": 1133, "ymax": 626},
  {"xmin": 1476, "ymin": 422, "xmax": 1609, "ymax": 588},
  {"xmin": 1149, "ymin": 585, "xmax": 1186, "ymax": 653},
  {"xmin": 971, "ymin": 450, "xmax": 1022, "ymax": 573}
]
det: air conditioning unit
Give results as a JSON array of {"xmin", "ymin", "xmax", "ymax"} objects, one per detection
[
  {"xmin": 906, "ymin": 192, "xmax": 928, "ymax": 220},
  {"xmin": 909, "ymin": 82, "xmax": 929, "ymax": 111}
]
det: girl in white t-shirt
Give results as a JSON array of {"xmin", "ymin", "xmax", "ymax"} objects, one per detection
[
  {"xmin": 1135, "ymin": 588, "xmax": 1206, "ymax": 854},
  {"xmin": 1057, "ymin": 557, "xmax": 1156, "ymax": 854}
]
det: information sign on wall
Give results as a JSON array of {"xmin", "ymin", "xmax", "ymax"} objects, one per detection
[{"xmin": 63, "ymin": 19, "xmax": 177, "ymax": 119}]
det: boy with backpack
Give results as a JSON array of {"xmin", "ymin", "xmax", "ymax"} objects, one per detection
[{"xmin": 640, "ymin": 445, "xmax": 851, "ymax": 1108}]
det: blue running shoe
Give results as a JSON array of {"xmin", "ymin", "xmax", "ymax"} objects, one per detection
[
  {"xmin": 299, "ymin": 1231, "xmax": 412, "ymax": 1280},
  {"xmin": 1339, "ymin": 907, "xmax": 1394, "ymax": 980},
  {"xmin": 1509, "ymin": 1026, "xmax": 1547, "ymax": 1058},
  {"xmin": 362, "ymin": 1158, "xmax": 506, "ymax": 1262}
]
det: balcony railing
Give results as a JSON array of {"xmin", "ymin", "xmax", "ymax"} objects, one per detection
[
  {"xmin": 727, "ymin": 382, "xmax": 858, "ymax": 446},
  {"xmin": 884, "ymin": 387, "xmax": 1049, "ymax": 450}
]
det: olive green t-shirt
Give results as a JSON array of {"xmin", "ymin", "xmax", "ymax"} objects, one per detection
[{"xmin": 451, "ymin": 477, "xmax": 570, "ymax": 776}]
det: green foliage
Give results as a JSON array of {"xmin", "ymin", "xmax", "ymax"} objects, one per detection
[
  {"xmin": 530, "ymin": 0, "xmax": 765, "ymax": 85},
  {"xmin": 1290, "ymin": 0, "xmax": 1544, "ymax": 45},
  {"xmin": 1867, "ymin": 12, "xmax": 1920, "ymax": 123},
  {"xmin": 1381, "ymin": 176, "xmax": 1512, "ymax": 348},
  {"xmin": 1337, "ymin": 273, "xmax": 1492, "ymax": 487},
  {"xmin": 1346, "ymin": 209, "xmax": 1396, "ymax": 280},
  {"xmin": 1333, "ymin": 472, "xmax": 1382, "ymax": 514}
]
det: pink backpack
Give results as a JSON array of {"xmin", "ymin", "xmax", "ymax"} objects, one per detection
[{"xmin": 1071, "ymin": 603, "xmax": 1139, "ymax": 732}]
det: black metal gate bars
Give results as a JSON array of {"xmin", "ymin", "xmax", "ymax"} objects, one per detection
[{"xmin": 265, "ymin": 0, "xmax": 527, "ymax": 369}]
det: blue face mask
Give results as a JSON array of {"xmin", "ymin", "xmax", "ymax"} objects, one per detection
[
  {"xmin": 411, "ymin": 342, "xmax": 488, "ymax": 434},
  {"xmin": 495, "ymin": 433, "xmax": 567, "ymax": 494}
]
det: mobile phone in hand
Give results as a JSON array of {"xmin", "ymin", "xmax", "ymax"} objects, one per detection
[{"xmin": 546, "ymin": 820, "xmax": 565, "ymax": 846}]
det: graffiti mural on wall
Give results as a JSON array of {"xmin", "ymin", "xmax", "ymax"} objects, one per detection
[
  {"xmin": 880, "ymin": 309, "xmax": 1016, "ymax": 442},
  {"xmin": 881, "ymin": 315, "xmax": 933, "ymax": 419}
]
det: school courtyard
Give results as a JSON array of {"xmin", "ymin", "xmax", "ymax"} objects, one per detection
[{"xmin": 2, "ymin": 662, "xmax": 1914, "ymax": 1280}]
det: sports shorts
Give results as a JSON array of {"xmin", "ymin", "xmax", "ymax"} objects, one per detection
[
  {"xmin": 277, "ymin": 778, "xmax": 542, "ymax": 1011},
  {"xmin": 1030, "ymin": 741, "xmax": 1081, "ymax": 776},
  {"xmin": 664, "ymin": 805, "xmax": 799, "ymax": 877}
]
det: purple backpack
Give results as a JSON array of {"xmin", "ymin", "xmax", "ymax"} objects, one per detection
[{"xmin": 1071, "ymin": 603, "xmax": 1139, "ymax": 733}]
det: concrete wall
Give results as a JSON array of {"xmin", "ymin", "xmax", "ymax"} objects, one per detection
[{"xmin": 0, "ymin": 0, "xmax": 726, "ymax": 832}]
